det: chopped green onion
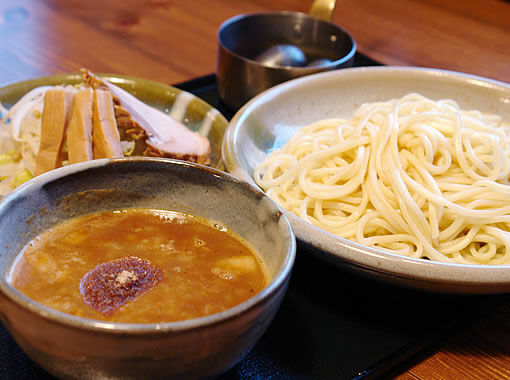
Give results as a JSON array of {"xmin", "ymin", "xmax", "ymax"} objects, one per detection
[
  {"xmin": 0, "ymin": 150, "xmax": 21, "ymax": 164},
  {"xmin": 12, "ymin": 169, "xmax": 33, "ymax": 188}
]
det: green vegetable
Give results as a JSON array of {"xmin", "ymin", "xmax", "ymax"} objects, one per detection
[
  {"xmin": 0, "ymin": 150, "xmax": 21, "ymax": 164},
  {"xmin": 12, "ymin": 169, "xmax": 33, "ymax": 188}
]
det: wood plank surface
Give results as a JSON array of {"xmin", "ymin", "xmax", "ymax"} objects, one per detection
[{"xmin": 0, "ymin": 0, "xmax": 509, "ymax": 379}]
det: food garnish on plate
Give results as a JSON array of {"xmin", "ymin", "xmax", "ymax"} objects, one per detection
[{"xmin": 0, "ymin": 69, "xmax": 211, "ymax": 195}]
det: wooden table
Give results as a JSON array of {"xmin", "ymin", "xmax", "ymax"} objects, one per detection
[{"xmin": 0, "ymin": 0, "xmax": 509, "ymax": 378}]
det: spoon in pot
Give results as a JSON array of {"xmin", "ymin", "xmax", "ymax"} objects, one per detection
[
  {"xmin": 253, "ymin": 0, "xmax": 338, "ymax": 68},
  {"xmin": 255, "ymin": 45, "xmax": 334, "ymax": 68},
  {"xmin": 254, "ymin": 44, "xmax": 307, "ymax": 67}
]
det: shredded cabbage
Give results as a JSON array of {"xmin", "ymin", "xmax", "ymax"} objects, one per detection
[
  {"xmin": 0, "ymin": 86, "xmax": 49, "ymax": 196},
  {"xmin": 121, "ymin": 140, "xmax": 136, "ymax": 156}
]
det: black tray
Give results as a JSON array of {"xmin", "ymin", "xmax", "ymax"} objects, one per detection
[{"xmin": 0, "ymin": 53, "xmax": 504, "ymax": 379}]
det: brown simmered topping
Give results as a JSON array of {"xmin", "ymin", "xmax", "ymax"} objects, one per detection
[
  {"xmin": 79, "ymin": 256, "xmax": 163, "ymax": 315},
  {"xmin": 81, "ymin": 69, "xmax": 212, "ymax": 165},
  {"xmin": 67, "ymin": 88, "xmax": 94, "ymax": 164},
  {"xmin": 35, "ymin": 88, "xmax": 73, "ymax": 175}
]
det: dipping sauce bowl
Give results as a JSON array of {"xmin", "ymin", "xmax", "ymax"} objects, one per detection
[
  {"xmin": 0, "ymin": 157, "xmax": 295, "ymax": 379},
  {"xmin": 216, "ymin": 0, "xmax": 356, "ymax": 109}
]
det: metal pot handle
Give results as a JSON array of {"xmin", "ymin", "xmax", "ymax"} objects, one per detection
[{"xmin": 309, "ymin": 0, "xmax": 337, "ymax": 21}]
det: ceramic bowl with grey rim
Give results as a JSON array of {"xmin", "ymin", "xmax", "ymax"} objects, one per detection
[
  {"xmin": 0, "ymin": 157, "xmax": 295, "ymax": 379},
  {"xmin": 222, "ymin": 66, "xmax": 510, "ymax": 294}
]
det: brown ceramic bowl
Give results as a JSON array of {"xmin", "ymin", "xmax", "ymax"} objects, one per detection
[{"xmin": 0, "ymin": 157, "xmax": 295, "ymax": 379}]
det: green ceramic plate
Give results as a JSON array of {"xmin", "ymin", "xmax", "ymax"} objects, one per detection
[{"xmin": 0, "ymin": 73, "xmax": 228, "ymax": 169}]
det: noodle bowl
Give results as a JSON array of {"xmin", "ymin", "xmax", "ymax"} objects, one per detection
[{"xmin": 254, "ymin": 93, "xmax": 510, "ymax": 265}]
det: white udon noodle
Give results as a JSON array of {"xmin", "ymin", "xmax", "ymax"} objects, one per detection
[{"xmin": 254, "ymin": 93, "xmax": 510, "ymax": 265}]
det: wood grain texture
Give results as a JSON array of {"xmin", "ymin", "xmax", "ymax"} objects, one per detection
[
  {"xmin": 337, "ymin": 0, "xmax": 510, "ymax": 83},
  {"xmin": 0, "ymin": 0, "xmax": 509, "ymax": 378},
  {"xmin": 0, "ymin": 0, "xmax": 508, "ymax": 85},
  {"xmin": 395, "ymin": 298, "xmax": 510, "ymax": 380}
]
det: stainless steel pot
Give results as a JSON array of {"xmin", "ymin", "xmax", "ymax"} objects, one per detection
[{"xmin": 216, "ymin": 0, "xmax": 356, "ymax": 109}]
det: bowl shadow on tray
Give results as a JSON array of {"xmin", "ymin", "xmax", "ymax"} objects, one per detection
[{"xmin": 221, "ymin": 243, "xmax": 501, "ymax": 379}]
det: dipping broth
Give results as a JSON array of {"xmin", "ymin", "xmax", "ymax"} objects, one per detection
[{"xmin": 9, "ymin": 208, "xmax": 270, "ymax": 323}]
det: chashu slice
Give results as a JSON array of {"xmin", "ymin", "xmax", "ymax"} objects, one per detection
[
  {"xmin": 82, "ymin": 69, "xmax": 211, "ymax": 165},
  {"xmin": 67, "ymin": 88, "xmax": 94, "ymax": 164},
  {"xmin": 35, "ymin": 87, "xmax": 73, "ymax": 175},
  {"xmin": 92, "ymin": 89, "xmax": 123, "ymax": 159}
]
